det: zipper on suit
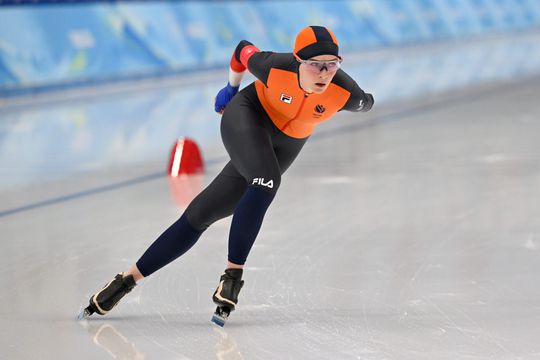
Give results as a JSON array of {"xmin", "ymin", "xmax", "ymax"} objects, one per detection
[{"xmin": 281, "ymin": 93, "xmax": 309, "ymax": 133}]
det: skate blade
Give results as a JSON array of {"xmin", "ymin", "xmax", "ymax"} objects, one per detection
[
  {"xmin": 211, "ymin": 313, "xmax": 227, "ymax": 327},
  {"xmin": 211, "ymin": 306, "xmax": 230, "ymax": 327},
  {"xmin": 77, "ymin": 307, "xmax": 93, "ymax": 321}
]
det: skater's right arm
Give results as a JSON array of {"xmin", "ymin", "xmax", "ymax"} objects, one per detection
[
  {"xmin": 215, "ymin": 40, "xmax": 261, "ymax": 114},
  {"xmin": 215, "ymin": 40, "xmax": 280, "ymax": 113}
]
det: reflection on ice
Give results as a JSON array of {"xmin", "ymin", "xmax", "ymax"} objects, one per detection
[
  {"xmin": 80, "ymin": 321, "xmax": 145, "ymax": 360},
  {"xmin": 214, "ymin": 327, "xmax": 244, "ymax": 360}
]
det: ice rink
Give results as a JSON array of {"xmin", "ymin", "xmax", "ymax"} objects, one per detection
[{"xmin": 1, "ymin": 34, "xmax": 540, "ymax": 359}]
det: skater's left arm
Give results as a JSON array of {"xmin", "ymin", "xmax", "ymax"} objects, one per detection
[{"xmin": 336, "ymin": 70, "xmax": 374, "ymax": 113}]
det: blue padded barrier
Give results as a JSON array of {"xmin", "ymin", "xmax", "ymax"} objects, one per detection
[{"xmin": 1, "ymin": 0, "xmax": 540, "ymax": 96}]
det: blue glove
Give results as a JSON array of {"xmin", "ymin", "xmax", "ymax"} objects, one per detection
[{"xmin": 214, "ymin": 82, "xmax": 239, "ymax": 113}]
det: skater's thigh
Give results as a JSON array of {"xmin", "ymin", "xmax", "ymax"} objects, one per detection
[
  {"xmin": 185, "ymin": 162, "xmax": 247, "ymax": 230},
  {"xmin": 221, "ymin": 101, "xmax": 280, "ymax": 184},
  {"xmin": 274, "ymin": 134, "xmax": 309, "ymax": 175}
]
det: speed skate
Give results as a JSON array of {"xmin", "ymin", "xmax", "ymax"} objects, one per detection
[
  {"xmin": 76, "ymin": 273, "xmax": 137, "ymax": 320},
  {"xmin": 210, "ymin": 269, "xmax": 244, "ymax": 327}
]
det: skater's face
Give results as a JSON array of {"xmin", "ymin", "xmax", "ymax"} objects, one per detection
[{"xmin": 297, "ymin": 54, "xmax": 342, "ymax": 94}]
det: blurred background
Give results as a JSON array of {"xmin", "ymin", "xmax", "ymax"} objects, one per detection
[{"xmin": 1, "ymin": 0, "xmax": 540, "ymax": 191}]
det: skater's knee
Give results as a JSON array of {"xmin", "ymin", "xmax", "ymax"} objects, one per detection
[
  {"xmin": 184, "ymin": 206, "xmax": 211, "ymax": 231},
  {"xmin": 184, "ymin": 193, "xmax": 220, "ymax": 231}
]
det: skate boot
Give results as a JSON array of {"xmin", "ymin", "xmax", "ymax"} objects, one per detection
[
  {"xmin": 211, "ymin": 268, "xmax": 244, "ymax": 327},
  {"xmin": 77, "ymin": 273, "xmax": 136, "ymax": 320}
]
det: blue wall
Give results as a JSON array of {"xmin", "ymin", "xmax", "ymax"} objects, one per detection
[{"xmin": 1, "ymin": 0, "xmax": 540, "ymax": 96}]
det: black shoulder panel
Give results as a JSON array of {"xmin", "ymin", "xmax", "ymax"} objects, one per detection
[{"xmin": 247, "ymin": 52, "xmax": 298, "ymax": 86}]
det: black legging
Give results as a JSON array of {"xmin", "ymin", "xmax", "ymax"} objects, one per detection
[
  {"xmin": 186, "ymin": 83, "xmax": 307, "ymax": 229},
  {"xmin": 136, "ymin": 83, "xmax": 308, "ymax": 276}
]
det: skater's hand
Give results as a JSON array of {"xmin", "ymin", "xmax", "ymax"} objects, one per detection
[
  {"xmin": 355, "ymin": 93, "xmax": 374, "ymax": 112},
  {"xmin": 214, "ymin": 82, "xmax": 239, "ymax": 114}
]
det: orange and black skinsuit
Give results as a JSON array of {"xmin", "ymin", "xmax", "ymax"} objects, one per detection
[
  {"xmin": 136, "ymin": 31, "xmax": 374, "ymax": 277},
  {"xmin": 230, "ymin": 40, "xmax": 374, "ymax": 139}
]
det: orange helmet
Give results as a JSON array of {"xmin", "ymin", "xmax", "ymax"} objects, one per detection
[{"xmin": 294, "ymin": 26, "xmax": 339, "ymax": 60}]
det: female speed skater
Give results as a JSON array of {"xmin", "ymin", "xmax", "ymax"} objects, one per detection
[{"xmin": 79, "ymin": 25, "xmax": 374, "ymax": 326}]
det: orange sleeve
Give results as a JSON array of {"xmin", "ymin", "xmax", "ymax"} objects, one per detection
[
  {"xmin": 239, "ymin": 45, "xmax": 260, "ymax": 67},
  {"xmin": 230, "ymin": 40, "xmax": 260, "ymax": 72}
]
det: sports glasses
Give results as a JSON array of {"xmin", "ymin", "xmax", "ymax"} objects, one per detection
[{"xmin": 295, "ymin": 56, "xmax": 343, "ymax": 73}]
